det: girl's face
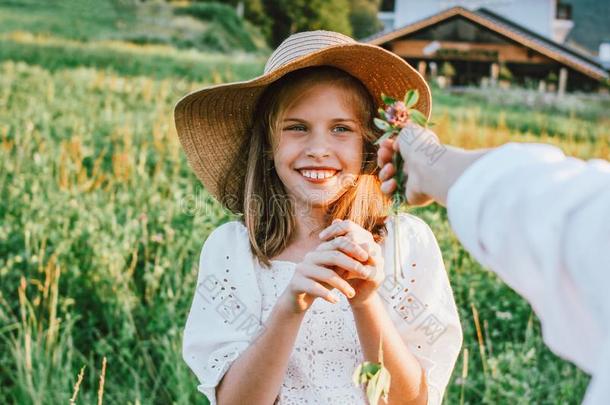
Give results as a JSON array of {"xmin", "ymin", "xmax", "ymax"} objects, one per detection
[{"xmin": 272, "ymin": 83, "xmax": 364, "ymax": 209}]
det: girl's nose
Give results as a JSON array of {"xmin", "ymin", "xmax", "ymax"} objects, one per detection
[
  {"xmin": 305, "ymin": 130, "xmax": 331, "ymax": 158},
  {"xmin": 306, "ymin": 147, "xmax": 330, "ymax": 158}
]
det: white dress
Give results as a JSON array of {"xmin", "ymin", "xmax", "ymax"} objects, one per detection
[
  {"xmin": 446, "ymin": 142, "xmax": 610, "ymax": 405},
  {"xmin": 182, "ymin": 213, "xmax": 463, "ymax": 405}
]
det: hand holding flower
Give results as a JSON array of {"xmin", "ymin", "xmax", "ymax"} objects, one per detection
[
  {"xmin": 373, "ymin": 90, "xmax": 429, "ymax": 207},
  {"xmin": 318, "ymin": 219, "xmax": 385, "ymax": 308}
]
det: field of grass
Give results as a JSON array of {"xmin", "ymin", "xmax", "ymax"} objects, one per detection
[{"xmin": 1, "ymin": 4, "xmax": 608, "ymax": 405}]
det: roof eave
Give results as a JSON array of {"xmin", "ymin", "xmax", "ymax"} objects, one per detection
[{"xmin": 364, "ymin": 6, "xmax": 609, "ymax": 82}]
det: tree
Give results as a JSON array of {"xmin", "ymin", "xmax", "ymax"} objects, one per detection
[
  {"xmin": 264, "ymin": 0, "xmax": 352, "ymax": 46},
  {"xmin": 242, "ymin": 0, "xmax": 274, "ymax": 46},
  {"xmin": 187, "ymin": 0, "xmax": 375, "ymax": 48},
  {"xmin": 348, "ymin": 0, "xmax": 382, "ymax": 39}
]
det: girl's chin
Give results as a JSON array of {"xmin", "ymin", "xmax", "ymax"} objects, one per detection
[
  {"xmin": 295, "ymin": 190, "xmax": 345, "ymax": 209},
  {"xmin": 305, "ymin": 199, "xmax": 335, "ymax": 208}
]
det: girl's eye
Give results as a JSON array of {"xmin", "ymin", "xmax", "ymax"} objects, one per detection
[
  {"xmin": 333, "ymin": 126, "xmax": 351, "ymax": 133},
  {"xmin": 286, "ymin": 125, "xmax": 306, "ymax": 131},
  {"xmin": 283, "ymin": 125, "xmax": 353, "ymax": 133}
]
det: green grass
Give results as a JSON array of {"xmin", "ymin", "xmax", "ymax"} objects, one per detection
[
  {"xmin": 1, "ymin": 57, "xmax": 601, "ymax": 404},
  {"xmin": 1, "ymin": 61, "xmax": 219, "ymax": 404},
  {"xmin": 0, "ymin": 32, "xmax": 266, "ymax": 82},
  {"xmin": 433, "ymin": 88, "xmax": 610, "ymax": 142},
  {"xmin": 0, "ymin": 0, "xmax": 136, "ymax": 40},
  {"xmin": 1, "ymin": 4, "xmax": 607, "ymax": 404}
]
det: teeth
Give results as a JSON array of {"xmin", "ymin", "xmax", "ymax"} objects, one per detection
[{"xmin": 300, "ymin": 169, "xmax": 337, "ymax": 179}]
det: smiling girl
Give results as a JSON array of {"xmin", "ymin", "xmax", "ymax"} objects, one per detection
[{"xmin": 175, "ymin": 31, "xmax": 462, "ymax": 405}]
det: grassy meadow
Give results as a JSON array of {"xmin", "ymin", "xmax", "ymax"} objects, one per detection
[{"xmin": 1, "ymin": 3, "xmax": 609, "ymax": 405}]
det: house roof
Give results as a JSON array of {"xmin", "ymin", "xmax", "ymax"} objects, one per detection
[{"xmin": 363, "ymin": 6, "xmax": 608, "ymax": 81}]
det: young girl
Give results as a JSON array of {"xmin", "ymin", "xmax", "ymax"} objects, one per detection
[{"xmin": 175, "ymin": 31, "xmax": 462, "ymax": 405}]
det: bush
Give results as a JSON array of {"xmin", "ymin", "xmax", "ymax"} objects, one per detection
[
  {"xmin": 441, "ymin": 62, "xmax": 456, "ymax": 78},
  {"xmin": 546, "ymin": 72, "xmax": 558, "ymax": 83},
  {"xmin": 499, "ymin": 63, "xmax": 513, "ymax": 81}
]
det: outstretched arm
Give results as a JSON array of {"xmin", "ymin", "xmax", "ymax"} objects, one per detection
[{"xmin": 377, "ymin": 130, "xmax": 610, "ymax": 403}]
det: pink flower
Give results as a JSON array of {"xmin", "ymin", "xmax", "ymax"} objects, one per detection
[{"xmin": 385, "ymin": 101, "xmax": 410, "ymax": 128}]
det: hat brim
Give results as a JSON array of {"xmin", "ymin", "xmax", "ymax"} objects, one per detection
[{"xmin": 174, "ymin": 42, "xmax": 431, "ymax": 214}]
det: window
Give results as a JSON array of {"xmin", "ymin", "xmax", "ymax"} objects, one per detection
[
  {"xmin": 380, "ymin": 0, "xmax": 395, "ymax": 12},
  {"xmin": 556, "ymin": 1, "xmax": 572, "ymax": 20}
]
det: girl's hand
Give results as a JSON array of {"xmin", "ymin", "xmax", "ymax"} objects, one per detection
[
  {"xmin": 377, "ymin": 124, "xmax": 486, "ymax": 206},
  {"xmin": 280, "ymin": 243, "xmax": 371, "ymax": 314},
  {"xmin": 318, "ymin": 219, "xmax": 385, "ymax": 309},
  {"xmin": 377, "ymin": 124, "xmax": 440, "ymax": 206}
]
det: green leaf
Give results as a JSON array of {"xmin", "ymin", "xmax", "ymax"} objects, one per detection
[
  {"xmin": 354, "ymin": 359, "xmax": 391, "ymax": 405},
  {"xmin": 373, "ymin": 117, "xmax": 390, "ymax": 131},
  {"xmin": 364, "ymin": 366, "xmax": 392, "ymax": 405},
  {"xmin": 381, "ymin": 93, "xmax": 396, "ymax": 106},
  {"xmin": 409, "ymin": 109, "xmax": 428, "ymax": 127},
  {"xmin": 404, "ymin": 89, "xmax": 419, "ymax": 109},
  {"xmin": 377, "ymin": 107, "xmax": 387, "ymax": 120},
  {"xmin": 363, "ymin": 362, "xmax": 381, "ymax": 376},
  {"xmin": 373, "ymin": 131, "xmax": 395, "ymax": 145}
]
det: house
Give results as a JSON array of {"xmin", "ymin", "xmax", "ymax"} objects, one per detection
[{"xmin": 368, "ymin": 0, "xmax": 609, "ymax": 91}]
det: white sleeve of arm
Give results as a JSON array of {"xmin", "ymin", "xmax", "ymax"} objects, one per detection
[
  {"xmin": 182, "ymin": 222, "xmax": 263, "ymax": 405},
  {"xmin": 446, "ymin": 142, "xmax": 610, "ymax": 404},
  {"xmin": 380, "ymin": 213, "xmax": 463, "ymax": 405}
]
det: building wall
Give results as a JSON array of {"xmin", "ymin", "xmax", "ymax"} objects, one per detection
[{"xmin": 392, "ymin": 0, "xmax": 555, "ymax": 39}]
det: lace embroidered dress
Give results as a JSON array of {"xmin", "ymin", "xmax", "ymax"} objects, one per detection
[{"xmin": 182, "ymin": 213, "xmax": 463, "ymax": 405}]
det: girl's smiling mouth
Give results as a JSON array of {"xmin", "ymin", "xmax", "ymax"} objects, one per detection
[{"xmin": 295, "ymin": 168, "xmax": 341, "ymax": 183}]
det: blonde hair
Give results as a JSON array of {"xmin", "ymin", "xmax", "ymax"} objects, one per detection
[{"xmin": 231, "ymin": 66, "xmax": 391, "ymax": 268}]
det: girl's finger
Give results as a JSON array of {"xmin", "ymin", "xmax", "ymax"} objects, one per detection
[
  {"xmin": 316, "ymin": 236, "xmax": 369, "ymax": 262},
  {"xmin": 339, "ymin": 262, "xmax": 377, "ymax": 281},
  {"xmin": 377, "ymin": 138, "xmax": 395, "ymax": 168},
  {"xmin": 301, "ymin": 264, "xmax": 356, "ymax": 299},
  {"xmin": 378, "ymin": 162, "xmax": 396, "ymax": 182},
  {"xmin": 318, "ymin": 219, "xmax": 358, "ymax": 240},
  {"xmin": 380, "ymin": 178, "xmax": 397, "ymax": 195},
  {"xmin": 379, "ymin": 137, "xmax": 395, "ymax": 148},
  {"xmin": 308, "ymin": 250, "xmax": 371, "ymax": 279},
  {"xmin": 392, "ymin": 136, "xmax": 400, "ymax": 151},
  {"xmin": 294, "ymin": 276, "xmax": 341, "ymax": 304}
]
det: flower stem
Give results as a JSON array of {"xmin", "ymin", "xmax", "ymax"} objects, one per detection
[{"xmin": 392, "ymin": 150, "xmax": 407, "ymax": 207}]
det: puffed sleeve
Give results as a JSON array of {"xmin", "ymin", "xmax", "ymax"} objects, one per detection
[
  {"xmin": 182, "ymin": 221, "xmax": 264, "ymax": 405},
  {"xmin": 378, "ymin": 213, "xmax": 463, "ymax": 405}
]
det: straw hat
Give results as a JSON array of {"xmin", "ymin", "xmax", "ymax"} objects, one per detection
[{"xmin": 173, "ymin": 30, "xmax": 431, "ymax": 214}]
